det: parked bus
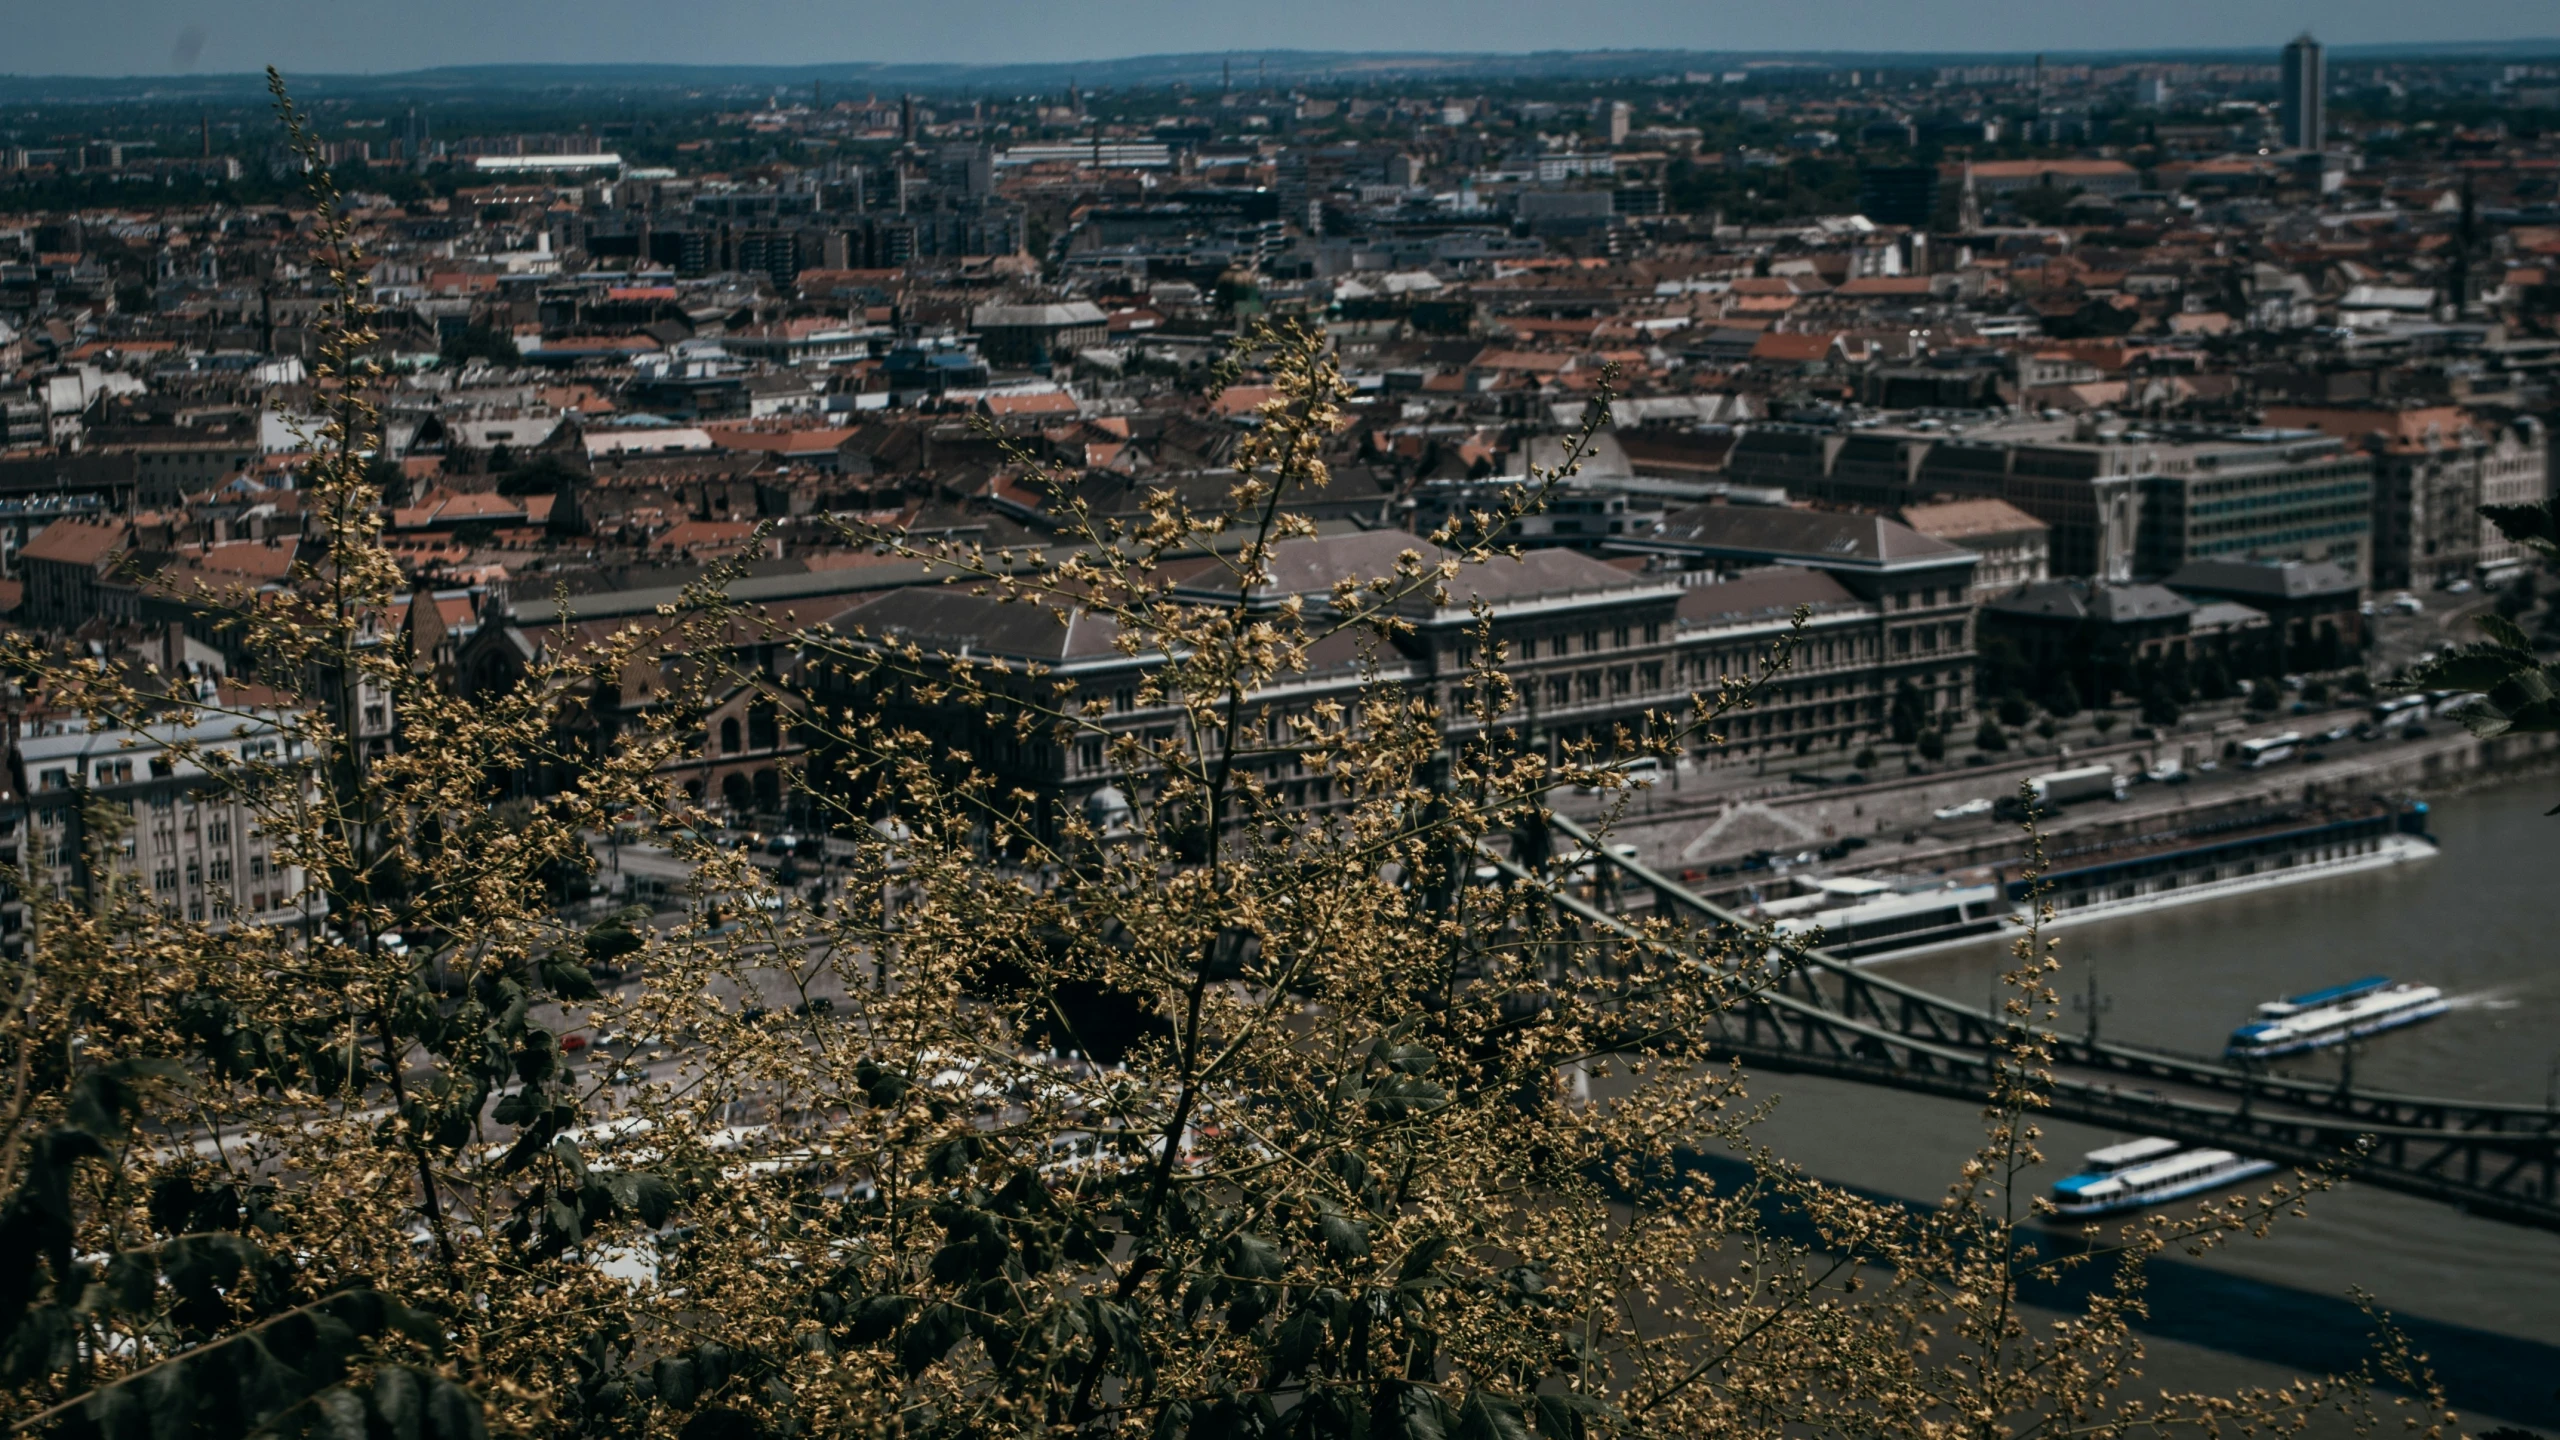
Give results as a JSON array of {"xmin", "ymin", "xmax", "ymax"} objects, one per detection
[
  {"xmin": 2370, "ymin": 695, "xmax": 2426, "ymax": 727},
  {"xmin": 2237, "ymin": 732, "xmax": 2303, "ymax": 770}
]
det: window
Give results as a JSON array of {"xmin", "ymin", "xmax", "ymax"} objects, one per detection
[
  {"xmin": 1613, "ymin": 626, "xmax": 1630, "ymax": 648},
  {"xmin": 1893, "ymin": 629, "xmax": 1912, "ymax": 655},
  {"xmin": 1521, "ymin": 636, "xmax": 1538, "ymax": 660},
  {"xmin": 1583, "ymin": 630, "xmax": 1601, "ymax": 653},
  {"xmin": 1113, "ymin": 688, "xmax": 1135, "ymax": 714},
  {"xmin": 1577, "ymin": 671, "xmax": 1601, "ymax": 701},
  {"xmin": 249, "ymin": 856, "xmax": 266, "ymax": 881},
  {"xmin": 1079, "ymin": 739, "xmax": 1103, "ymax": 771},
  {"xmin": 1610, "ymin": 668, "xmax": 1632, "ymax": 696},
  {"xmin": 719, "ymin": 717, "xmax": 742, "ymax": 754},
  {"xmin": 210, "ymin": 856, "xmax": 232, "ymax": 885},
  {"xmin": 1547, "ymin": 676, "xmax": 1570, "ymax": 706},
  {"xmin": 207, "ymin": 818, "xmax": 230, "ymax": 846},
  {"xmin": 1643, "ymin": 622, "xmax": 1661, "ymax": 644},
  {"xmin": 186, "ymin": 860, "xmax": 201, "ymax": 888},
  {"xmin": 1640, "ymin": 662, "xmax": 1663, "ymax": 691}
]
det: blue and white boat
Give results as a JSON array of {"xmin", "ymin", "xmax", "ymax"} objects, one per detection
[
  {"xmin": 2224, "ymin": 976, "xmax": 2447, "ymax": 1060},
  {"xmin": 2048, "ymin": 1138, "xmax": 2276, "ymax": 1218}
]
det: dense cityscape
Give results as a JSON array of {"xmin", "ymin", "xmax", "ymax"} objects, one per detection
[{"xmin": 4, "ymin": 21, "xmax": 2560, "ymax": 1439}]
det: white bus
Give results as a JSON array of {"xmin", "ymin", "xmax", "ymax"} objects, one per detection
[
  {"xmin": 2237, "ymin": 731, "xmax": 2303, "ymax": 769},
  {"xmin": 2370, "ymin": 695, "xmax": 2426, "ymax": 727}
]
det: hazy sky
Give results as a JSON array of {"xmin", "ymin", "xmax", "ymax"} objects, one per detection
[{"xmin": 14, "ymin": 0, "xmax": 2558, "ymax": 77}]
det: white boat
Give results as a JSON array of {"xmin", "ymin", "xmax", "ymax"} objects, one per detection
[
  {"xmin": 2048, "ymin": 1138, "xmax": 2276, "ymax": 1218},
  {"xmin": 1763, "ymin": 878, "xmax": 2010, "ymax": 960},
  {"xmin": 2224, "ymin": 976, "xmax": 2448, "ymax": 1060}
]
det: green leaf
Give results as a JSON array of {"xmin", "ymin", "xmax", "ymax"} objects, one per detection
[
  {"xmin": 610, "ymin": 1172, "xmax": 677, "ymax": 1228},
  {"xmin": 1390, "ymin": 1382, "xmax": 1452, "ymax": 1440},
  {"xmin": 692, "ymin": 1340, "xmax": 735, "ymax": 1392},
  {"xmin": 2483, "ymin": 500, "xmax": 2560, "ymax": 558},
  {"xmin": 375, "ymin": 1363, "xmax": 425, "ymax": 1440},
  {"xmin": 1270, "ymin": 1309, "xmax": 1325, "ymax": 1383},
  {"xmin": 1227, "ymin": 1231, "xmax": 1284, "ymax": 1281},
  {"xmin": 899, "ymin": 1302, "xmax": 970, "ymax": 1375},
  {"xmin": 1317, "ymin": 1211, "xmax": 1371, "ymax": 1262},
  {"xmin": 1530, "ymin": 1393, "xmax": 1609, "ymax": 1440},
  {"xmin": 2407, "ymin": 648, "xmax": 2526, "ymax": 692},
  {"xmin": 65, "ymin": 1059, "xmax": 181, "ymax": 1138},
  {"xmin": 847, "ymin": 1294, "xmax": 915, "ymax": 1343},
  {"xmin": 539, "ymin": 953, "xmax": 602, "ymax": 1002},
  {"xmin": 2477, "ymin": 612, "xmax": 2535, "ymax": 652},
  {"xmin": 926, "ymin": 1134, "xmax": 984, "ymax": 1180},
  {"xmin": 312, "ymin": 1385, "xmax": 370, "ymax": 1440},
  {"xmin": 424, "ymin": 1374, "xmax": 491, "ymax": 1440},
  {"xmin": 654, "ymin": 1356, "xmax": 699, "ymax": 1409},
  {"xmin": 1396, "ymin": 1235, "xmax": 1455, "ymax": 1285},
  {"xmin": 103, "ymin": 1249, "xmax": 157, "ymax": 1313},
  {"xmin": 1454, "ymin": 1392, "xmax": 1529, "ymax": 1440}
]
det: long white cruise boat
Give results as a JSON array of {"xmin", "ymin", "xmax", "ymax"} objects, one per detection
[
  {"xmin": 2015, "ymin": 804, "xmax": 2437, "ymax": 937},
  {"xmin": 1760, "ymin": 876, "xmax": 2012, "ymax": 960},
  {"xmin": 2047, "ymin": 1138, "xmax": 2276, "ymax": 1218},
  {"xmin": 2224, "ymin": 976, "xmax": 2448, "ymax": 1060},
  {"xmin": 1706, "ymin": 803, "xmax": 2440, "ymax": 967}
]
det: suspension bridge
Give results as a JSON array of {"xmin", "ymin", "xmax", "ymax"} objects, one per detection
[{"xmin": 1489, "ymin": 815, "xmax": 2560, "ymax": 1232}]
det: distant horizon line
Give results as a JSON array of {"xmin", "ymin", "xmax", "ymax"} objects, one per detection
[{"xmin": 6, "ymin": 37, "xmax": 2560, "ymax": 89}]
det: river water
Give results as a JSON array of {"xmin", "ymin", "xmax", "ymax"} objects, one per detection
[{"xmin": 1733, "ymin": 780, "xmax": 2560, "ymax": 1428}]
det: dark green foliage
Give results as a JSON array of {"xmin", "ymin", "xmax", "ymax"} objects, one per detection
[
  {"xmin": 494, "ymin": 453, "xmax": 586, "ymax": 497},
  {"xmin": 440, "ymin": 323, "xmax": 520, "ymax": 367},
  {"xmin": 2195, "ymin": 654, "xmax": 2234, "ymax": 702},
  {"xmin": 1888, "ymin": 681, "xmax": 1926, "ymax": 745},
  {"xmin": 1973, "ymin": 719, "xmax": 2007, "ymax": 752},
  {"xmin": 2139, "ymin": 685, "xmax": 2180, "ymax": 728},
  {"xmin": 2045, "ymin": 676, "xmax": 2081, "ymax": 720},
  {"xmin": 0, "ymin": 1066, "xmax": 483, "ymax": 1440}
]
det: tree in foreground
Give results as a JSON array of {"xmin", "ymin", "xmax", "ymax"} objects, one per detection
[{"xmin": 0, "ymin": 79, "xmax": 2459, "ymax": 1440}]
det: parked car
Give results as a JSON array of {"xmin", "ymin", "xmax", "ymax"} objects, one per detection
[{"xmin": 1932, "ymin": 797, "xmax": 1995, "ymax": 821}]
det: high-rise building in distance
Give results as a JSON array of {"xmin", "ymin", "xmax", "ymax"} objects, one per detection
[{"xmin": 2280, "ymin": 32, "xmax": 2325, "ymax": 149}]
